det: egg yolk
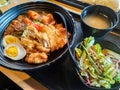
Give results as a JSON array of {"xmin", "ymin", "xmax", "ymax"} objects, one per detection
[
  {"xmin": 5, "ymin": 37, "xmax": 17, "ymax": 44},
  {"xmin": 5, "ymin": 46, "xmax": 18, "ymax": 57}
]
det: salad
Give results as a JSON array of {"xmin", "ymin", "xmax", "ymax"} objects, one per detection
[{"xmin": 75, "ymin": 36, "xmax": 120, "ymax": 89}]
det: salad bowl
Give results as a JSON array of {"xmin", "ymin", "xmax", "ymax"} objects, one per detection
[{"xmin": 68, "ymin": 36, "xmax": 120, "ymax": 90}]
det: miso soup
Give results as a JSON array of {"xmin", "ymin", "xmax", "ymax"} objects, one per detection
[{"xmin": 83, "ymin": 14, "xmax": 111, "ymax": 29}]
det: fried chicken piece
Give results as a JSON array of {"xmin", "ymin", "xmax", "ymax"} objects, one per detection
[
  {"xmin": 25, "ymin": 52, "xmax": 48, "ymax": 64},
  {"xmin": 42, "ymin": 14, "xmax": 54, "ymax": 24},
  {"xmin": 27, "ymin": 10, "xmax": 40, "ymax": 20},
  {"xmin": 21, "ymin": 38, "xmax": 50, "ymax": 53},
  {"xmin": 43, "ymin": 24, "xmax": 71, "ymax": 52}
]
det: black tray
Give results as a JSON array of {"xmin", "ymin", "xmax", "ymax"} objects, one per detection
[{"xmin": 26, "ymin": 11, "xmax": 120, "ymax": 90}]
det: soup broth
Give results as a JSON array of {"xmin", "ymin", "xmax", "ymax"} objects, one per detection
[{"xmin": 83, "ymin": 14, "xmax": 111, "ymax": 29}]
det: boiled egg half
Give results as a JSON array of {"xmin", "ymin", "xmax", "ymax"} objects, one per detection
[
  {"xmin": 2, "ymin": 35, "xmax": 20, "ymax": 47},
  {"xmin": 4, "ymin": 43, "xmax": 26, "ymax": 61}
]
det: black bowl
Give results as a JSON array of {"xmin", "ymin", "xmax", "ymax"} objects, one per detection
[
  {"xmin": 69, "ymin": 39, "xmax": 120, "ymax": 90},
  {"xmin": 80, "ymin": 5, "xmax": 119, "ymax": 40},
  {"xmin": 0, "ymin": 1, "xmax": 76, "ymax": 70}
]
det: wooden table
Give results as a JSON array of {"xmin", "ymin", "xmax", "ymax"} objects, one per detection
[{"xmin": 0, "ymin": 0, "xmax": 82, "ymax": 89}]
